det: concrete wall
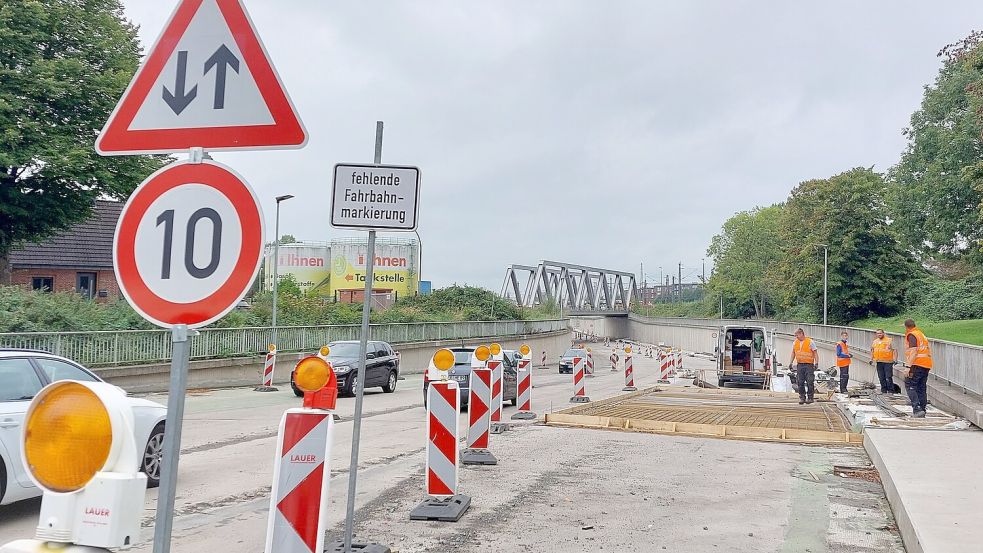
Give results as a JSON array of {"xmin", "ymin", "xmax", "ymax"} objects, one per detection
[
  {"xmin": 569, "ymin": 315, "xmax": 629, "ymax": 341},
  {"xmin": 97, "ymin": 329, "xmax": 573, "ymax": 393}
]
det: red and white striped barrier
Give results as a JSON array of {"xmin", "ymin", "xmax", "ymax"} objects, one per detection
[
  {"xmin": 610, "ymin": 352, "xmax": 619, "ymax": 372},
  {"xmin": 675, "ymin": 351, "xmax": 683, "ymax": 373},
  {"xmin": 512, "ymin": 355, "xmax": 535, "ymax": 420},
  {"xmin": 265, "ymin": 409, "xmax": 333, "ymax": 553},
  {"xmin": 425, "ymin": 380, "xmax": 460, "ymax": 496},
  {"xmin": 410, "ymin": 377, "xmax": 471, "ymax": 522},
  {"xmin": 462, "ymin": 367, "xmax": 496, "ymax": 464},
  {"xmin": 256, "ymin": 346, "xmax": 278, "ymax": 392},
  {"xmin": 623, "ymin": 353, "xmax": 636, "ymax": 391},
  {"xmin": 489, "ymin": 359, "xmax": 503, "ymax": 423},
  {"xmin": 659, "ymin": 351, "xmax": 670, "ymax": 382},
  {"xmin": 570, "ymin": 356, "xmax": 589, "ymax": 403},
  {"xmin": 541, "ymin": 351, "xmax": 547, "ymax": 367},
  {"xmin": 585, "ymin": 349, "xmax": 594, "ymax": 377}
]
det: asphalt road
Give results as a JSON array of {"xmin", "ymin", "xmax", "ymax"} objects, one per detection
[{"xmin": 0, "ymin": 342, "xmax": 903, "ymax": 552}]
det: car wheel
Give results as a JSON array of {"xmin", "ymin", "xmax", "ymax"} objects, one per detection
[
  {"xmin": 1, "ymin": 457, "xmax": 6, "ymax": 504},
  {"xmin": 510, "ymin": 397, "xmax": 517, "ymax": 406},
  {"xmin": 345, "ymin": 374, "xmax": 359, "ymax": 397},
  {"xmin": 142, "ymin": 424, "xmax": 165, "ymax": 488},
  {"xmin": 717, "ymin": 378, "xmax": 725, "ymax": 388},
  {"xmin": 291, "ymin": 380, "xmax": 304, "ymax": 397},
  {"xmin": 382, "ymin": 371, "xmax": 397, "ymax": 393}
]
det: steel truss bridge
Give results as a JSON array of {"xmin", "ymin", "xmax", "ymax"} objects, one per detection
[{"xmin": 500, "ymin": 261, "xmax": 639, "ymax": 314}]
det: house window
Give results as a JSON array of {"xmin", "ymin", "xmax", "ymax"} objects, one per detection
[
  {"xmin": 76, "ymin": 272, "xmax": 96, "ymax": 299},
  {"xmin": 31, "ymin": 277, "xmax": 53, "ymax": 292}
]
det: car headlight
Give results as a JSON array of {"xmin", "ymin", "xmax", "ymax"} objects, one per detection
[{"xmin": 333, "ymin": 365, "xmax": 351, "ymax": 374}]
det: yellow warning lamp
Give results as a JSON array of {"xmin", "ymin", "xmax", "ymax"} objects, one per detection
[
  {"xmin": 318, "ymin": 345, "xmax": 331, "ymax": 358},
  {"xmin": 432, "ymin": 349, "xmax": 455, "ymax": 381},
  {"xmin": 625, "ymin": 346, "xmax": 632, "ymax": 353},
  {"xmin": 490, "ymin": 343, "xmax": 502, "ymax": 356},
  {"xmin": 474, "ymin": 345, "xmax": 491, "ymax": 362},
  {"xmin": 294, "ymin": 356, "xmax": 333, "ymax": 393},
  {"xmin": 21, "ymin": 380, "xmax": 146, "ymax": 548},
  {"xmin": 586, "ymin": 347, "xmax": 592, "ymax": 353},
  {"xmin": 268, "ymin": 343, "xmax": 277, "ymax": 353},
  {"xmin": 519, "ymin": 344, "xmax": 531, "ymax": 357}
]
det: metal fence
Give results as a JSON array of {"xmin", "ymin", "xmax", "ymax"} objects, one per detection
[
  {"xmin": 624, "ymin": 315, "xmax": 983, "ymax": 396},
  {"xmin": 0, "ymin": 319, "xmax": 568, "ymax": 368}
]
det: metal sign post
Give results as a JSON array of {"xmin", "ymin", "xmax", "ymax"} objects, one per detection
[{"xmin": 152, "ymin": 324, "xmax": 192, "ymax": 553}]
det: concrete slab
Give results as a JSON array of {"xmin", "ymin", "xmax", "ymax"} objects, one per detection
[{"xmin": 865, "ymin": 428, "xmax": 983, "ymax": 553}]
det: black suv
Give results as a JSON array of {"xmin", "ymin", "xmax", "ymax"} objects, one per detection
[{"xmin": 291, "ymin": 340, "xmax": 400, "ymax": 397}]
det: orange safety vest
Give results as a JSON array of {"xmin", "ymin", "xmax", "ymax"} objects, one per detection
[
  {"xmin": 871, "ymin": 336, "xmax": 894, "ymax": 362},
  {"xmin": 836, "ymin": 341, "xmax": 851, "ymax": 368},
  {"xmin": 793, "ymin": 338, "xmax": 816, "ymax": 364},
  {"xmin": 905, "ymin": 328, "xmax": 933, "ymax": 369}
]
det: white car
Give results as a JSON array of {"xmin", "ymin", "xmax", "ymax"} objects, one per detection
[{"xmin": 0, "ymin": 349, "xmax": 167, "ymax": 505}]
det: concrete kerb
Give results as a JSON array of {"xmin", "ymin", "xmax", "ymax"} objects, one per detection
[
  {"xmin": 95, "ymin": 328, "xmax": 573, "ymax": 393},
  {"xmin": 864, "ymin": 432, "xmax": 920, "ymax": 553}
]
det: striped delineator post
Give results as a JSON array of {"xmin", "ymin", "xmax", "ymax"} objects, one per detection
[
  {"xmin": 659, "ymin": 351, "xmax": 671, "ymax": 383},
  {"xmin": 410, "ymin": 379, "xmax": 471, "ymax": 522},
  {"xmin": 255, "ymin": 345, "xmax": 278, "ymax": 392},
  {"xmin": 623, "ymin": 352, "xmax": 637, "ymax": 391},
  {"xmin": 489, "ymin": 359, "xmax": 503, "ymax": 422},
  {"xmin": 585, "ymin": 349, "xmax": 594, "ymax": 377},
  {"xmin": 264, "ymin": 408, "xmax": 333, "ymax": 553},
  {"xmin": 511, "ymin": 355, "xmax": 536, "ymax": 420},
  {"xmin": 541, "ymin": 350, "xmax": 547, "ymax": 367},
  {"xmin": 570, "ymin": 356, "xmax": 590, "ymax": 403},
  {"xmin": 675, "ymin": 351, "xmax": 683, "ymax": 373},
  {"xmin": 461, "ymin": 367, "xmax": 497, "ymax": 465}
]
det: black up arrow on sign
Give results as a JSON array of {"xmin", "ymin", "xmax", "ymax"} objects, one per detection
[
  {"xmin": 162, "ymin": 51, "xmax": 197, "ymax": 115},
  {"xmin": 204, "ymin": 45, "xmax": 240, "ymax": 110}
]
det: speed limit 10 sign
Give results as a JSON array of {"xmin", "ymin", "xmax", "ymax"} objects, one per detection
[{"xmin": 113, "ymin": 160, "xmax": 264, "ymax": 328}]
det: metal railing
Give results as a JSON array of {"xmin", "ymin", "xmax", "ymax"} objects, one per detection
[
  {"xmin": 620, "ymin": 315, "xmax": 983, "ymax": 396},
  {"xmin": 0, "ymin": 319, "xmax": 568, "ymax": 368}
]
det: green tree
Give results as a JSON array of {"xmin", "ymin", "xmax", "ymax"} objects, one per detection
[
  {"xmin": 889, "ymin": 31, "xmax": 983, "ymax": 264},
  {"xmin": 780, "ymin": 168, "xmax": 921, "ymax": 324},
  {"xmin": 705, "ymin": 205, "xmax": 783, "ymax": 318},
  {"xmin": 0, "ymin": 0, "xmax": 165, "ymax": 281}
]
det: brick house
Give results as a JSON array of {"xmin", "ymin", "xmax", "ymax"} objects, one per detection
[{"xmin": 8, "ymin": 200, "xmax": 123, "ymax": 302}]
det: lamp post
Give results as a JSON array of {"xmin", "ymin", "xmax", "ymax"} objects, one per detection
[
  {"xmin": 413, "ymin": 229, "xmax": 423, "ymax": 294},
  {"xmin": 271, "ymin": 194, "xmax": 294, "ymax": 344},
  {"xmin": 813, "ymin": 243, "xmax": 829, "ymax": 326}
]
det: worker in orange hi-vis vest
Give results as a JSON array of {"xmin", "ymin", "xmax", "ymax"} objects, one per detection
[
  {"xmin": 903, "ymin": 319, "xmax": 933, "ymax": 418},
  {"xmin": 835, "ymin": 331, "xmax": 853, "ymax": 393},
  {"xmin": 789, "ymin": 328, "xmax": 819, "ymax": 405}
]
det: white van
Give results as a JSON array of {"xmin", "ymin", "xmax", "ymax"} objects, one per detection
[{"xmin": 715, "ymin": 325, "xmax": 776, "ymax": 388}]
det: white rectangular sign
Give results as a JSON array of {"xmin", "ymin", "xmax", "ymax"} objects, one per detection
[{"xmin": 331, "ymin": 163, "xmax": 421, "ymax": 231}]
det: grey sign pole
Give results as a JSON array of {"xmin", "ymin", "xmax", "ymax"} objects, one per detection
[
  {"xmin": 342, "ymin": 121, "xmax": 384, "ymax": 552},
  {"xmin": 152, "ymin": 323, "xmax": 192, "ymax": 553}
]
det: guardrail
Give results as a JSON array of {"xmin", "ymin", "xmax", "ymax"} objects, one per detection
[
  {"xmin": 0, "ymin": 319, "xmax": 569, "ymax": 368},
  {"xmin": 621, "ymin": 314, "xmax": 983, "ymax": 397}
]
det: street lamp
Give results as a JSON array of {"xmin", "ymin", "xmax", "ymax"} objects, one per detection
[
  {"xmin": 271, "ymin": 194, "xmax": 294, "ymax": 344},
  {"xmin": 813, "ymin": 244, "xmax": 829, "ymax": 326},
  {"xmin": 413, "ymin": 229, "xmax": 423, "ymax": 294}
]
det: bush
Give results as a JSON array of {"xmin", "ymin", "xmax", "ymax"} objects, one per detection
[{"xmin": 905, "ymin": 273, "xmax": 983, "ymax": 321}]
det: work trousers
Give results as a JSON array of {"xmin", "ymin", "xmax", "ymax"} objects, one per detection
[
  {"xmin": 905, "ymin": 366, "xmax": 930, "ymax": 413},
  {"xmin": 796, "ymin": 363, "xmax": 816, "ymax": 401},
  {"xmin": 876, "ymin": 362, "xmax": 895, "ymax": 393},
  {"xmin": 838, "ymin": 365, "xmax": 849, "ymax": 393}
]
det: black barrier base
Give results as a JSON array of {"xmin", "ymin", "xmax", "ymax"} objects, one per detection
[
  {"xmin": 610, "ymin": 368, "xmax": 618, "ymax": 372},
  {"xmin": 511, "ymin": 411, "xmax": 536, "ymax": 420},
  {"xmin": 490, "ymin": 422, "xmax": 511, "ymax": 434},
  {"xmin": 461, "ymin": 448, "xmax": 498, "ymax": 465},
  {"xmin": 253, "ymin": 385, "xmax": 278, "ymax": 392},
  {"xmin": 658, "ymin": 379, "xmax": 671, "ymax": 384},
  {"xmin": 409, "ymin": 495, "xmax": 471, "ymax": 522},
  {"xmin": 570, "ymin": 396, "xmax": 590, "ymax": 403},
  {"xmin": 326, "ymin": 540, "xmax": 391, "ymax": 553},
  {"xmin": 623, "ymin": 386, "xmax": 638, "ymax": 392}
]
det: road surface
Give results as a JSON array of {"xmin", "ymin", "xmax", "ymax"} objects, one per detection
[{"xmin": 0, "ymin": 343, "xmax": 903, "ymax": 552}]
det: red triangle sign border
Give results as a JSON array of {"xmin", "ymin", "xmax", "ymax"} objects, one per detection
[{"xmin": 96, "ymin": 0, "xmax": 307, "ymax": 155}]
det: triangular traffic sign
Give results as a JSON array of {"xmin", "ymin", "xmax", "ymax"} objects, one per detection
[{"xmin": 97, "ymin": 0, "xmax": 307, "ymax": 155}]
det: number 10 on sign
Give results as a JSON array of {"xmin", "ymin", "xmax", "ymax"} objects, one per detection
[{"xmin": 113, "ymin": 160, "xmax": 265, "ymax": 329}]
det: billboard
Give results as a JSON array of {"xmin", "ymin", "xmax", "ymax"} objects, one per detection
[
  {"xmin": 329, "ymin": 238, "xmax": 418, "ymax": 297},
  {"xmin": 264, "ymin": 243, "xmax": 331, "ymax": 296}
]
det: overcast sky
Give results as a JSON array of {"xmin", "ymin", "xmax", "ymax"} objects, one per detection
[{"xmin": 120, "ymin": 1, "xmax": 983, "ymax": 290}]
